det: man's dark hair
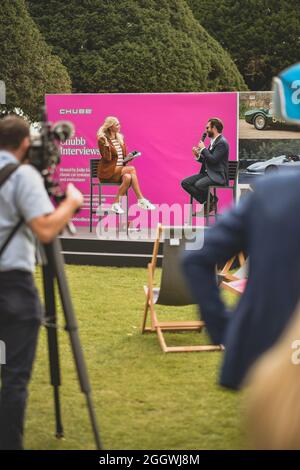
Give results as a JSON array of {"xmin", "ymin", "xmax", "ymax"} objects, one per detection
[
  {"xmin": 0, "ymin": 116, "xmax": 30, "ymax": 150},
  {"xmin": 208, "ymin": 117, "xmax": 224, "ymax": 133}
]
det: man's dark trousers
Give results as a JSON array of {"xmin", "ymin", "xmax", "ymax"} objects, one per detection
[
  {"xmin": 181, "ymin": 174, "xmax": 214, "ymax": 204},
  {"xmin": 0, "ymin": 270, "xmax": 42, "ymax": 450},
  {"xmin": 181, "ymin": 135, "xmax": 229, "ymax": 204}
]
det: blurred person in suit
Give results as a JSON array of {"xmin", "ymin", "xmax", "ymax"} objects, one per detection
[{"xmin": 182, "ymin": 170, "xmax": 300, "ymax": 390}]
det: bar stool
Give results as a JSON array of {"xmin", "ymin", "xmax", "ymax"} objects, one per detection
[
  {"xmin": 89, "ymin": 158, "xmax": 128, "ymax": 234},
  {"xmin": 189, "ymin": 161, "xmax": 239, "ymax": 226}
]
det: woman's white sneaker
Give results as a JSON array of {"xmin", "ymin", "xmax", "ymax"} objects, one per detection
[
  {"xmin": 111, "ymin": 203, "xmax": 125, "ymax": 214},
  {"xmin": 138, "ymin": 198, "xmax": 156, "ymax": 210}
]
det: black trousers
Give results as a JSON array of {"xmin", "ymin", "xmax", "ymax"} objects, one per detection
[
  {"xmin": 181, "ymin": 173, "xmax": 215, "ymax": 204},
  {"xmin": 0, "ymin": 270, "xmax": 42, "ymax": 450}
]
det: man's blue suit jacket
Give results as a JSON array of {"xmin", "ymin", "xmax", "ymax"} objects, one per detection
[
  {"xmin": 182, "ymin": 171, "xmax": 300, "ymax": 389},
  {"xmin": 197, "ymin": 135, "xmax": 229, "ymax": 185}
]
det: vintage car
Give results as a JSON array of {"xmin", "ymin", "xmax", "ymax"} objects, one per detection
[
  {"xmin": 247, "ymin": 155, "xmax": 300, "ymax": 173},
  {"xmin": 239, "ymin": 154, "xmax": 300, "ymax": 184},
  {"xmin": 244, "ymin": 107, "xmax": 299, "ymax": 131}
]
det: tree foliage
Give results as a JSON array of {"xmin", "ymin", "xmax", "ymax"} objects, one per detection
[
  {"xmin": 28, "ymin": 0, "xmax": 247, "ymax": 93},
  {"xmin": 0, "ymin": 0, "xmax": 71, "ymax": 120},
  {"xmin": 188, "ymin": 0, "xmax": 300, "ymax": 90}
]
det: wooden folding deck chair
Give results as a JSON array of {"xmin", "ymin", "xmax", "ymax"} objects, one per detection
[
  {"xmin": 220, "ymin": 258, "xmax": 248, "ymax": 296},
  {"xmin": 218, "ymin": 252, "xmax": 246, "ymax": 281},
  {"xmin": 142, "ymin": 224, "xmax": 222, "ymax": 353}
]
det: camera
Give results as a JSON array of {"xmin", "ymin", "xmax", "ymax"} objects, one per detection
[
  {"xmin": 28, "ymin": 109, "xmax": 74, "ymax": 172},
  {"xmin": 26, "ymin": 108, "xmax": 74, "ymax": 205}
]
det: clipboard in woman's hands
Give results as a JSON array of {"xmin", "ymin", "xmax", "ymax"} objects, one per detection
[{"xmin": 123, "ymin": 150, "xmax": 141, "ymax": 164}]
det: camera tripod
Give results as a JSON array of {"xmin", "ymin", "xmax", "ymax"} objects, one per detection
[{"xmin": 40, "ymin": 237, "xmax": 102, "ymax": 450}]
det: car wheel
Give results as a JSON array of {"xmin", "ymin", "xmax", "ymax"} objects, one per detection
[
  {"xmin": 254, "ymin": 114, "xmax": 267, "ymax": 130},
  {"xmin": 265, "ymin": 165, "xmax": 278, "ymax": 174}
]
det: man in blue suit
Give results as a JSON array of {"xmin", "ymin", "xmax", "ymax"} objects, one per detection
[
  {"xmin": 181, "ymin": 118, "xmax": 229, "ymax": 214},
  {"xmin": 182, "ymin": 171, "xmax": 300, "ymax": 390}
]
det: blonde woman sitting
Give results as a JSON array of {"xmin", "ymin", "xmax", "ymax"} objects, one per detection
[{"xmin": 96, "ymin": 116, "xmax": 155, "ymax": 214}]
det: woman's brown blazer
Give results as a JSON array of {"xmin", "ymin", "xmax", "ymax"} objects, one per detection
[{"xmin": 97, "ymin": 137, "xmax": 127, "ymax": 181}]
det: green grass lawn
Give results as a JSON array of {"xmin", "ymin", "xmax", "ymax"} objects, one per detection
[{"xmin": 25, "ymin": 265, "xmax": 245, "ymax": 450}]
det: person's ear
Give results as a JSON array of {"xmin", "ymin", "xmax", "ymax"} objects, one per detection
[
  {"xmin": 20, "ymin": 136, "xmax": 31, "ymax": 161},
  {"xmin": 22, "ymin": 136, "xmax": 30, "ymax": 152}
]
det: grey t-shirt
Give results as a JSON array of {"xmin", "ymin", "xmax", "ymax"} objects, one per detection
[{"xmin": 0, "ymin": 151, "xmax": 54, "ymax": 272}]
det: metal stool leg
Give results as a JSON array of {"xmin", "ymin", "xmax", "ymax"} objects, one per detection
[
  {"xmin": 214, "ymin": 188, "xmax": 218, "ymax": 218},
  {"xmin": 119, "ymin": 194, "xmax": 128, "ymax": 236},
  {"xmin": 117, "ymin": 211, "xmax": 120, "ymax": 236},
  {"xmin": 89, "ymin": 181, "xmax": 93, "ymax": 232},
  {"xmin": 126, "ymin": 190, "xmax": 129, "ymax": 236},
  {"xmin": 206, "ymin": 188, "xmax": 211, "ymax": 226},
  {"xmin": 189, "ymin": 195, "xmax": 193, "ymax": 225},
  {"xmin": 98, "ymin": 184, "xmax": 102, "ymax": 235}
]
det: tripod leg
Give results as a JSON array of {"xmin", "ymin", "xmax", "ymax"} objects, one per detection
[
  {"xmin": 42, "ymin": 263, "xmax": 64, "ymax": 438},
  {"xmin": 44, "ymin": 239, "xmax": 102, "ymax": 450}
]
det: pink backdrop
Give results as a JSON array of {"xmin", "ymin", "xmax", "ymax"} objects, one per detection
[{"xmin": 45, "ymin": 93, "xmax": 238, "ymax": 227}]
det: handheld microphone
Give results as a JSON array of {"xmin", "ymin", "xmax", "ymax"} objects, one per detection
[{"xmin": 193, "ymin": 131, "xmax": 207, "ymax": 161}]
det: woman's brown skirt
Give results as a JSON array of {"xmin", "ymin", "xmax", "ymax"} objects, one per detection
[{"xmin": 99, "ymin": 166, "xmax": 123, "ymax": 183}]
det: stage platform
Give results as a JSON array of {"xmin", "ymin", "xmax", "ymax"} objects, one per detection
[{"xmin": 60, "ymin": 226, "xmax": 163, "ymax": 268}]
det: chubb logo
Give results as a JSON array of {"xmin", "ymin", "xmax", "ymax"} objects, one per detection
[{"xmin": 59, "ymin": 109, "xmax": 92, "ymax": 115}]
